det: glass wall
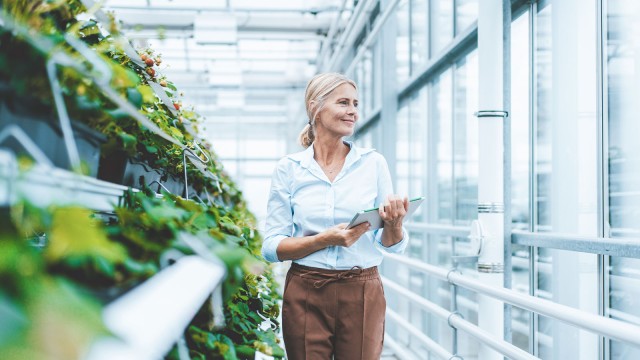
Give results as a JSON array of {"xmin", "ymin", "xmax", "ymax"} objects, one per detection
[
  {"xmin": 510, "ymin": 7, "xmax": 531, "ymax": 352},
  {"xmin": 352, "ymin": 0, "xmax": 640, "ymax": 358},
  {"xmin": 607, "ymin": 1, "xmax": 640, "ymax": 358}
]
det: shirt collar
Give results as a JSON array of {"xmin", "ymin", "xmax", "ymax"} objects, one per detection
[{"xmin": 286, "ymin": 141, "xmax": 375, "ymax": 171}]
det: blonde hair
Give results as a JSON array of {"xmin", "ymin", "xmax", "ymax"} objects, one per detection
[{"xmin": 298, "ymin": 72, "xmax": 358, "ymax": 148}]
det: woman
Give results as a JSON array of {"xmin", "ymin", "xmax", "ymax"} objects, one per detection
[{"xmin": 262, "ymin": 72, "xmax": 409, "ymax": 360}]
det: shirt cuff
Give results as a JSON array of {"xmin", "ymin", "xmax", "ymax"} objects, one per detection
[
  {"xmin": 375, "ymin": 227, "xmax": 409, "ymax": 254},
  {"xmin": 261, "ymin": 234, "xmax": 287, "ymax": 263}
]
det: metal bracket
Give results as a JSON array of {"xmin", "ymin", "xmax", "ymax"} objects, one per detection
[
  {"xmin": 468, "ymin": 220, "xmax": 485, "ymax": 256},
  {"xmin": 474, "ymin": 110, "xmax": 509, "ymax": 118},
  {"xmin": 446, "ymin": 268, "xmax": 462, "ymax": 285},
  {"xmin": 447, "ymin": 310, "xmax": 463, "ymax": 329},
  {"xmin": 477, "ymin": 262, "xmax": 505, "ymax": 274},
  {"xmin": 46, "ymin": 58, "xmax": 82, "ymax": 173},
  {"xmin": 0, "ymin": 125, "xmax": 53, "ymax": 166},
  {"xmin": 478, "ymin": 202, "xmax": 504, "ymax": 213}
]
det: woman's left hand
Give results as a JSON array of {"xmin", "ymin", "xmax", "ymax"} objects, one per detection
[{"xmin": 379, "ymin": 195, "xmax": 409, "ymax": 229}]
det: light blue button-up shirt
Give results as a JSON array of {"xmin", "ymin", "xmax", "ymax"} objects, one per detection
[{"xmin": 261, "ymin": 141, "xmax": 408, "ymax": 270}]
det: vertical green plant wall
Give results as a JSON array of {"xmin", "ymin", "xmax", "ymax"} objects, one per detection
[{"xmin": 0, "ymin": 1, "xmax": 283, "ymax": 359}]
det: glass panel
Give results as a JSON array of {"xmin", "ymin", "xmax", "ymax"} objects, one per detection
[
  {"xmin": 397, "ymin": 101, "xmax": 410, "ymax": 196},
  {"xmin": 363, "ymin": 49, "xmax": 374, "ymax": 115},
  {"xmin": 511, "ymin": 10, "xmax": 531, "ymax": 230},
  {"xmin": 607, "ymin": 0, "xmax": 640, "ymax": 237},
  {"xmin": 411, "ymin": 0, "xmax": 428, "ymax": 73},
  {"xmin": 453, "ymin": 49, "xmax": 478, "ymax": 225},
  {"xmin": 373, "ymin": 39, "xmax": 383, "ymax": 110},
  {"xmin": 409, "ymin": 87, "xmax": 428, "ymax": 221},
  {"xmin": 511, "ymin": 254, "xmax": 531, "ymax": 352},
  {"xmin": 455, "ymin": 0, "xmax": 478, "ymax": 34},
  {"xmin": 430, "ymin": 70, "xmax": 453, "ymax": 223},
  {"xmin": 534, "ymin": 3, "xmax": 552, "ymax": 231},
  {"xmin": 396, "ymin": 0, "xmax": 410, "ymax": 83},
  {"xmin": 534, "ymin": 0, "xmax": 599, "ymax": 357},
  {"xmin": 429, "ymin": 0, "xmax": 454, "ymax": 56},
  {"xmin": 607, "ymin": 1, "xmax": 640, "ymax": 359}
]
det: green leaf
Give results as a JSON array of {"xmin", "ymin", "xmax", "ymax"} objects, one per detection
[
  {"xmin": 137, "ymin": 85, "xmax": 155, "ymax": 104},
  {"xmin": 46, "ymin": 207, "xmax": 127, "ymax": 264},
  {"xmin": 126, "ymin": 88, "xmax": 143, "ymax": 108},
  {"xmin": 118, "ymin": 132, "xmax": 137, "ymax": 150},
  {"xmin": 169, "ymin": 127, "xmax": 184, "ymax": 140}
]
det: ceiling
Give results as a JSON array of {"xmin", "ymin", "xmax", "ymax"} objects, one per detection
[{"xmin": 103, "ymin": 0, "xmax": 353, "ymax": 125}]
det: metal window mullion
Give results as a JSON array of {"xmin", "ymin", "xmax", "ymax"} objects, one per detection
[
  {"xmin": 453, "ymin": 0, "xmax": 458, "ymax": 36},
  {"xmin": 408, "ymin": 0, "xmax": 413, "ymax": 76},
  {"xmin": 451, "ymin": 66, "xmax": 457, "ymax": 226},
  {"xmin": 503, "ymin": 0, "xmax": 514, "ymax": 346},
  {"xmin": 449, "ymin": 62, "xmax": 459, "ymax": 358},
  {"xmin": 528, "ymin": 1, "xmax": 539, "ymax": 356},
  {"xmin": 596, "ymin": 0, "xmax": 611, "ymax": 359}
]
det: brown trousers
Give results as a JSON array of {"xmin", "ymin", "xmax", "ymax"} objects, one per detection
[{"xmin": 282, "ymin": 263, "xmax": 386, "ymax": 360}]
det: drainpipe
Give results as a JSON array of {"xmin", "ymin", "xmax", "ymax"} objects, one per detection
[{"xmin": 476, "ymin": 1, "xmax": 507, "ymax": 359}]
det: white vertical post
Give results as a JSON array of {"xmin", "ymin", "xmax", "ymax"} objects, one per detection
[{"xmin": 477, "ymin": 1, "xmax": 506, "ymax": 359}]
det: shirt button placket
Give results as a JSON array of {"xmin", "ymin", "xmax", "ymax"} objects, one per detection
[{"xmin": 327, "ymin": 184, "xmax": 337, "ymax": 268}]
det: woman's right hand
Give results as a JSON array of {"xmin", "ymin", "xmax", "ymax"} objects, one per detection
[{"xmin": 323, "ymin": 222, "xmax": 371, "ymax": 247}]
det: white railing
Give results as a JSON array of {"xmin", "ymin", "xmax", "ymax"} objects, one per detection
[
  {"xmin": 382, "ymin": 277, "xmax": 537, "ymax": 360},
  {"xmin": 384, "ymin": 252, "xmax": 640, "ymax": 351}
]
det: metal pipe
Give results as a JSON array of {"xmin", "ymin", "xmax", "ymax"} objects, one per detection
[
  {"xmin": 404, "ymin": 222, "xmax": 470, "ymax": 237},
  {"xmin": 512, "ymin": 230, "xmax": 640, "ymax": 258},
  {"xmin": 383, "ymin": 334, "xmax": 421, "ymax": 360},
  {"xmin": 477, "ymin": 2, "xmax": 507, "ymax": 359},
  {"xmin": 382, "ymin": 276, "xmax": 537, "ymax": 360},
  {"xmin": 104, "ymin": 5, "xmax": 342, "ymax": 14},
  {"xmin": 385, "ymin": 308, "xmax": 454, "ymax": 360},
  {"xmin": 449, "ymin": 314, "xmax": 538, "ymax": 360},
  {"xmin": 385, "ymin": 252, "xmax": 640, "ymax": 347}
]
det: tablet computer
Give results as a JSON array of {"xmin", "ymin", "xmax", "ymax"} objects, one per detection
[{"xmin": 346, "ymin": 196, "xmax": 425, "ymax": 230}]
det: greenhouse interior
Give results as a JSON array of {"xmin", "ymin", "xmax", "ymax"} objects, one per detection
[{"xmin": 1, "ymin": 0, "xmax": 639, "ymax": 359}]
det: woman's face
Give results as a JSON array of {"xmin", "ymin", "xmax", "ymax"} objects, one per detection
[{"xmin": 315, "ymin": 83, "xmax": 359, "ymax": 138}]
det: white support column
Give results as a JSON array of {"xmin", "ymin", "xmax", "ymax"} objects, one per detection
[{"xmin": 477, "ymin": 1, "xmax": 506, "ymax": 359}]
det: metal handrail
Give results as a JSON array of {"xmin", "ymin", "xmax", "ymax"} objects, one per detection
[
  {"xmin": 384, "ymin": 253, "xmax": 640, "ymax": 348},
  {"xmin": 85, "ymin": 255, "xmax": 226, "ymax": 360},
  {"xmin": 512, "ymin": 230, "xmax": 640, "ymax": 258},
  {"xmin": 385, "ymin": 308, "xmax": 454, "ymax": 360},
  {"xmin": 382, "ymin": 277, "xmax": 538, "ymax": 360},
  {"xmin": 383, "ymin": 334, "xmax": 423, "ymax": 360},
  {"xmin": 404, "ymin": 222, "xmax": 471, "ymax": 238},
  {"xmin": 401, "ymin": 222, "xmax": 640, "ymax": 258}
]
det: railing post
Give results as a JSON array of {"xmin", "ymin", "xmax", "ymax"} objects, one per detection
[{"xmin": 476, "ymin": 0, "xmax": 509, "ymax": 359}]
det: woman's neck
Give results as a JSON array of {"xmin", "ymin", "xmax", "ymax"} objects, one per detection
[{"xmin": 313, "ymin": 137, "xmax": 349, "ymax": 165}]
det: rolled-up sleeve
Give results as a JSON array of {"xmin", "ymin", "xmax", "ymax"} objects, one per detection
[
  {"xmin": 373, "ymin": 155, "xmax": 409, "ymax": 254},
  {"xmin": 261, "ymin": 159, "xmax": 293, "ymax": 263}
]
